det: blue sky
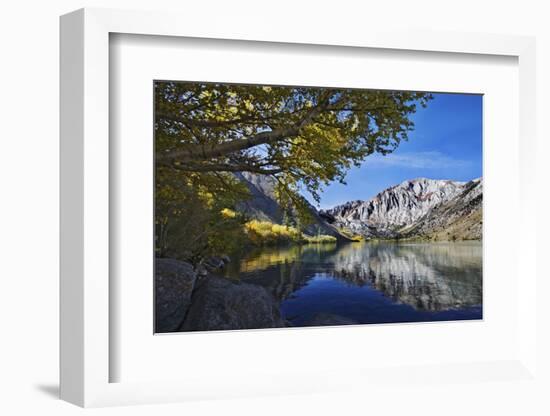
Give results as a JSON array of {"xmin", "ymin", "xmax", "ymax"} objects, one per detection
[{"xmin": 310, "ymin": 93, "xmax": 483, "ymax": 209}]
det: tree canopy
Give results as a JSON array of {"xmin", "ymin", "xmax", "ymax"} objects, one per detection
[
  {"xmin": 154, "ymin": 81, "xmax": 432, "ymax": 259},
  {"xmin": 155, "ymin": 82, "xmax": 431, "ymax": 205}
]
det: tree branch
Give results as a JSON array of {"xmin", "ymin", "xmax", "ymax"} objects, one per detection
[
  {"xmin": 158, "ymin": 160, "xmax": 283, "ymax": 174},
  {"xmin": 156, "ymin": 89, "xmax": 338, "ymax": 165}
]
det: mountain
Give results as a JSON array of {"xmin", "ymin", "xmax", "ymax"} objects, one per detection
[
  {"xmin": 234, "ymin": 172, "xmax": 352, "ymax": 241},
  {"xmin": 234, "ymin": 174, "xmax": 482, "ymax": 242},
  {"xmin": 321, "ymin": 178, "xmax": 482, "ymax": 241},
  {"xmin": 233, "ymin": 172, "xmax": 283, "ymax": 224}
]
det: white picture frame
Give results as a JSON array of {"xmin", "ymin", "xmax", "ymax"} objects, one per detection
[{"xmin": 60, "ymin": 7, "xmax": 538, "ymax": 408}]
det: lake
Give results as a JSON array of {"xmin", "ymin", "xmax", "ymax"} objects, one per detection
[{"xmin": 224, "ymin": 241, "xmax": 482, "ymax": 327}]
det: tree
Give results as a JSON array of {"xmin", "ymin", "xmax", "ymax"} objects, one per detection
[
  {"xmin": 154, "ymin": 81, "xmax": 432, "ymax": 260},
  {"xmin": 155, "ymin": 82, "xmax": 432, "ymax": 208}
]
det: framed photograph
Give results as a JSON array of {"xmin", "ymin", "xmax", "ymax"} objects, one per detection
[
  {"xmin": 60, "ymin": 8, "xmax": 538, "ymax": 407},
  {"xmin": 153, "ymin": 80, "xmax": 483, "ymax": 333}
]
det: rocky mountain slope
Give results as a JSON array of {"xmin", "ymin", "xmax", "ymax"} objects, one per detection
[
  {"xmin": 321, "ymin": 178, "xmax": 482, "ymax": 241},
  {"xmin": 234, "ymin": 172, "xmax": 352, "ymax": 241},
  {"xmin": 401, "ymin": 178, "xmax": 482, "ymax": 240},
  {"xmin": 235, "ymin": 174, "xmax": 482, "ymax": 242}
]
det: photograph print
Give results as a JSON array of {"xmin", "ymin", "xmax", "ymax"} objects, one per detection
[{"xmin": 154, "ymin": 81, "xmax": 482, "ymax": 333}]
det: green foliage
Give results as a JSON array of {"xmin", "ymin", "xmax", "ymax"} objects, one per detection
[{"xmin": 155, "ymin": 167, "xmax": 249, "ymax": 262}]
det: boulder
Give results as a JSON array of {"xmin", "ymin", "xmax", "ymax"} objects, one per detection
[
  {"xmin": 155, "ymin": 258, "xmax": 197, "ymax": 332},
  {"xmin": 181, "ymin": 276, "xmax": 286, "ymax": 331},
  {"xmin": 305, "ymin": 312, "xmax": 358, "ymax": 327}
]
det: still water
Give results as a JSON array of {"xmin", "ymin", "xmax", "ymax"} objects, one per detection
[{"xmin": 224, "ymin": 241, "xmax": 482, "ymax": 326}]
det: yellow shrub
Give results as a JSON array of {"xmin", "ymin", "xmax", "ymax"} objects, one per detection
[
  {"xmin": 304, "ymin": 234, "xmax": 337, "ymax": 244},
  {"xmin": 220, "ymin": 208, "xmax": 237, "ymax": 218},
  {"xmin": 244, "ymin": 219, "xmax": 337, "ymax": 245},
  {"xmin": 337, "ymin": 226, "xmax": 364, "ymax": 242},
  {"xmin": 245, "ymin": 220, "xmax": 303, "ymax": 245}
]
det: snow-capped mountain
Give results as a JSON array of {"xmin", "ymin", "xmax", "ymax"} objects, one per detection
[{"xmin": 321, "ymin": 178, "xmax": 482, "ymax": 240}]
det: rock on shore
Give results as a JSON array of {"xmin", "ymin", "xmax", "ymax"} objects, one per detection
[
  {"xmin": 181, "ymin": 275, "xmax": 286, "ymax": 331},
  {"xmin": 155, "ymin": 258, "xmax": 197, "ymax": 332},
  {"xmin": 155, "ymin": 258, "xmax": 286, "ymax": 332}
]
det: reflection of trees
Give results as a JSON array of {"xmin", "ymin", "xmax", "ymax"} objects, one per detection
[
  {"xmin": 331, "ymin": 242, "xmax": 482, "ymax": 311},
  {"xmin": 224, "ymin": 244, "xmax": 338, "ymax": 302}
]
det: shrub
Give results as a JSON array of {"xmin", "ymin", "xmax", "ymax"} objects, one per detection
[
  {"xmin": 336, "ymin": 227, "xmax": 364, "ymax": 242},
  {"xmin": 304, "ymin": 234, "xmax": 337, "ymax": 244},
  {"xmin": 245, "ymin": 220, "xmax": 303, "ymax": 245},
  {"xmin": 220, "ymin": 208, "xmax": 237, "ymax": 218},
  {"xmin": 245, "ymin": 220, "xmax": 337, "ymax": 245}
]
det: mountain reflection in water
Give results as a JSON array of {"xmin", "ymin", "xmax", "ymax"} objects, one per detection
[{"xmin": 224, "ymin": 241, "xmax": 482, "ymax": 326}]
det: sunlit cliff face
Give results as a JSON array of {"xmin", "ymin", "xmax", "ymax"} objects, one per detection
[{"xmin": 323, "ymin": 178, "xmax": 482, "ymax": 240}]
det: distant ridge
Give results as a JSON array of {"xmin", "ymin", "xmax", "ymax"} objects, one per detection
[
  {"xmin": 321, "ymin": 177, "xmax": 482, "ymax": 240},
  {"xmin": 236, "ymin": 174, "xmax": 482, "ymax": 242}
]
